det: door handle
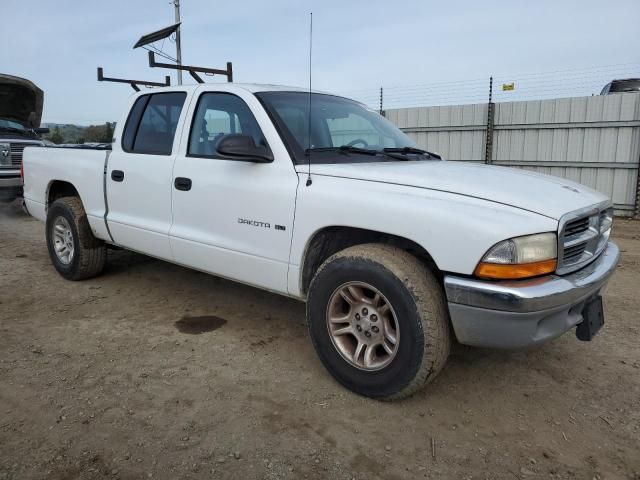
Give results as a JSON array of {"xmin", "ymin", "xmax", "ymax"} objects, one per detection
[
  {"xmin": 174, "ymin": 177, "xmax": 192, "ymax": 191},
  {"xmin": 111, "ymin": 170, "xmax": 125, "ymax": 182}
]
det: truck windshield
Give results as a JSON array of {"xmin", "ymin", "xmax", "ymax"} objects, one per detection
[
  {"xmin": 255, "ymin": 91, "xmax": 422, "ymax": 164},
  {"xmin": 0, "ymin": 118, "xmax": 26, "ymax": 131}
]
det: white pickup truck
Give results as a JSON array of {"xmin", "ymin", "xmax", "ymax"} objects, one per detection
[{"xmin": 23, "ymin": 84, "xmax": 619, "ymax": 399}]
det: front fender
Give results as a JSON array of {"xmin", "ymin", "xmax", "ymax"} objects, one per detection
[{"xmin": 288, "ymin": 175, "xmax": 557, "ymax": 297}]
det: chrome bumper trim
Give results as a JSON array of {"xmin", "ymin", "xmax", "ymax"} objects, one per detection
[{"xmin": 444, "ymin": 242, "xmax": 620, "ymax": 313}]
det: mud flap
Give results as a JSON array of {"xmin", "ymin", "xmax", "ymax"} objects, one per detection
[{"xmin": 576, "ymin": 296, "xmax": 604, "ymax": 341}]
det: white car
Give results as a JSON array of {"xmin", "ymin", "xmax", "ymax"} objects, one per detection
[{"xmin": 22, "ymin": 83, "xmax": 619, "ymax": 399}]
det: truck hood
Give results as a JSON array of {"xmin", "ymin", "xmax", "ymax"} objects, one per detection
[
  {"xmin": 0, "ymin": 74, "xmax": 44, "ymax": 128},
  {"xmin": 297, "ymin": 161, "xmax": 609, "ymax": 220}
]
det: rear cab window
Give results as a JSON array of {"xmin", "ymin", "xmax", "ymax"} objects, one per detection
[{"xmin": 121, "ymin": 92, "xmax": 187, "ymax": 155}]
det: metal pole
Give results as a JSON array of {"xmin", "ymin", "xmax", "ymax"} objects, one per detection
[
  {"xmin": 174, "ymin": 0, "xmax": 182, "ymax": 85},
  {"xmin": 488, "ymin": 76, "xmax": 493, "ymax": 104},
  {"xmin": 379, "ymin": 87, "xmax": 383, "ymax": 116},
  {"xmin": 484, "ymin": 76, "xmax": 494, "ymax": 164},
  {"xmin": 635, "ymin": 160, "xmax": 640, "ymax": 219}
]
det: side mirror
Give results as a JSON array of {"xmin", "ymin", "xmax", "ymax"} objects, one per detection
[
  {"xmin": 34, "ymin": 127, "xmax": 50, "ymax": 135},
  {"xmin": 216, "ymin": 134, "xmax": 273, "ymax": 163}
]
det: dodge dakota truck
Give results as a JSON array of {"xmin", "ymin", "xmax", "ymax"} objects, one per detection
[{"xmin": 22, "ymin": 84, "xmax": 620, "ymax": 399}]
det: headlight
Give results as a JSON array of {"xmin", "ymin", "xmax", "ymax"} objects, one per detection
[
  {"xmin": 0, "ymin": 143, "xmax": 11, "ymax": 166},
  {"xmin": 474, "ymin": 232, "xmax": 557, "ymax": 279}
]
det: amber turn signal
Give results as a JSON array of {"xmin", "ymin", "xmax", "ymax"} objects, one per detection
[{"xmin": 474, "ymin": 259, "xmax": 557, "ymax": 280}]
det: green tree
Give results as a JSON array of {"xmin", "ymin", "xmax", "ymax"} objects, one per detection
[
  {"xmin": 49, "ymin": 126, "xmax": 64, "ymax": 144},
  {"xmin": 83, "ymin": 125, "xmax": 102, "ymax": 142},
  {"xmin": 103, "ymin": 122, "xmax": 114, "ymax": 143},
  {"xmin": 84, "ymin": 122, "xmax": 114, "ymax": 143}
]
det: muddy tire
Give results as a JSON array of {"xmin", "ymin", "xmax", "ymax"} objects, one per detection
[
  {"xmin": 307, "ymin": 244, "xmax": 450, "ymax": 400},
  {"xmin": 45, "ymin": 196, "xmax": 106, "ymax": 281}
]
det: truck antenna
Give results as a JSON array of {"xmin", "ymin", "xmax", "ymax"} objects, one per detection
[{"xmin": 305, "ymin": 12, "xmax": 313, "ymax": 187}]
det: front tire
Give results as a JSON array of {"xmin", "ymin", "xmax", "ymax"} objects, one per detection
[
  {"xmin": 46, "ymin": 197, "xmax": 106, "ymax": 280},
  {"xmin": 307, "ymin": 244, "xmax": 450, "ymax": 400}
]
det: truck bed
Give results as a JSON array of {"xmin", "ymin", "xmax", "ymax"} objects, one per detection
[{"xmin": 22, "ymin": 146, "xmax": 111, "ymax": 241}]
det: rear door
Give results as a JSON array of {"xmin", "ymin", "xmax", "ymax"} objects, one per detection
[
  {"xmin": 169, "ymin": 89, "xmax": 298, "ymax": 293},
  {"xmin": 106, "ymin": 91, "xmax": 188, "ymax": 260}
]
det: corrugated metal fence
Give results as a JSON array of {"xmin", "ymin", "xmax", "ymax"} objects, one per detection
[{"xmin": 385, "ymin": 93, "xmax": 640, "ymax": 216}]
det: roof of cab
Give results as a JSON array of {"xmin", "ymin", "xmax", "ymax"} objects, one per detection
[
  {"xmin": 131, "ymin": 82, "xmax": 327, "ymax": 96},
  {"xmin": 226, "ymin": 83, "xmax": 311, "ymax": 93}
]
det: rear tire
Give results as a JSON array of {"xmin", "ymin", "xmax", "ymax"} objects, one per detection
[
  {"xmin": 46, "ymin": 196, "xmax": 106, "ymax": 280},
  {"xmin": 307, "ymin": 244, "xmax": 450, "ymax": 400}
]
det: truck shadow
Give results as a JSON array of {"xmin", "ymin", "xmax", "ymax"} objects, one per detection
[
  {"xmin": 102, "ymin": 248, "xmax": 159, "ymax": 272},
  {"xmin": 0, "ymin": 198, "xmax": 31, "ymax": 220}
]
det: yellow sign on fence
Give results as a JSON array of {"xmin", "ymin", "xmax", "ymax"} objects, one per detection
[{"xmin": 502, "ymin": 83, "xmax": 515, "ymax": 91}]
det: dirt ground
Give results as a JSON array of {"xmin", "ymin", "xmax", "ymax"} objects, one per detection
[{"xmin": 1, "ymin": 199, "xmax": 639, "ymax": 480}]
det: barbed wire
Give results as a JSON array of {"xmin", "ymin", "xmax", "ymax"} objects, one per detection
[
  {"xmin": 344, "ymin": 62, "xmax": 640, "ymax": 93},
  {"xmin": 339, "ymin": 63, "xmax": 640, "ymax": 110}
]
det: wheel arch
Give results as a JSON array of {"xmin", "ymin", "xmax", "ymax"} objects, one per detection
[
  {"xmin": 299, "ymin": 226, "xmax": 441, "ymax": 296},
  {"xmin": 46, "ymin": 180, "xmax": 80, "ymax": 209}
]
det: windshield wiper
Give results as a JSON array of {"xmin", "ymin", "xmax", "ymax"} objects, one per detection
[
  {"xmin": 304, "ymin": 145, "xmax": 437, "ymax": 162},
  {"xmin": 305, "ymin": 145, "xmax": 378, "ymax": 156},
  {"xmin": 305, "ymin": 145, "xmax": 416, "ymax": 162},
  {"xmin": 383, "ymin": 147, "xmax": 441, "ymax": 159}
]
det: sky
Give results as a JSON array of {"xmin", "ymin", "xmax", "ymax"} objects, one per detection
[{"xmin": 2, "ymin": 0, "xmax": 639, "ymax": 125}]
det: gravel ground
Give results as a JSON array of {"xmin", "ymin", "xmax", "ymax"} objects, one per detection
[{"xmin": 1, "ymin": 199, "xmax": 639, "ymax": 480}]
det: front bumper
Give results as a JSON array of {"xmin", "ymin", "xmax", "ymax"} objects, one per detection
[
  {"xmin": 444, "ymin": 241, "xmax": 620, "ymax": 348},
  {"xmin": 0, "ymin": 174, "xmax": 23, "ymax": 202}
]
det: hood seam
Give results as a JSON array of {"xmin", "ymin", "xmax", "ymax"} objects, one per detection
[{"xmin": 300, "ymin": 171, "xmax": 560, "ymax": 221}]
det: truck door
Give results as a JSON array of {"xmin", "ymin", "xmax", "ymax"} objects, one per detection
[
  {"xmin": 106, "ymin": 91, "xmax": 188, "ymax": 260},
  {"xmin": 170, "ymin": 90, "xmax": 298, "ymax": 294}
]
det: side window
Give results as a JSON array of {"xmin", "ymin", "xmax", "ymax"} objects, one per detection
[
  {"xmin": 121, "ymin": 95, "xmax": 149, "ymax": 152},
  {"xmin": 123, "ymin": 92, "xmax": 187, "ymax": 155},
  {"xmin": 188, "ymin": 92, "xmax": 268, "ymax": 157}
]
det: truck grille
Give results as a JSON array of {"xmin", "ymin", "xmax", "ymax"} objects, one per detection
[
  {"xmin": 0, "ymin": 142, "xmax": 42, "ymax": 169},
  {"xmin": 557, "ymin": 205, "xmax": 613, "ymax": 274}
]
